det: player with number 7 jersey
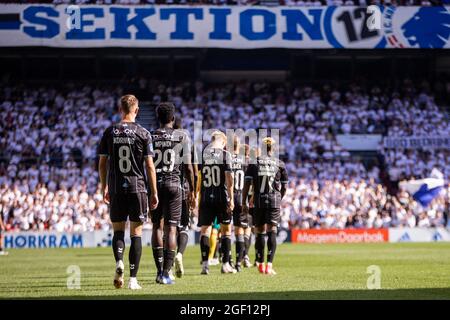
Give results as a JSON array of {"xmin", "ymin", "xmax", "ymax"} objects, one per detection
[{"xmin": 242, "ymin": 137, "xmax": 288, "ymax": 276}]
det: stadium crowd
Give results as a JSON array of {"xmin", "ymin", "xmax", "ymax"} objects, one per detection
[{"xmin": 0, "ymin": 79, "xmax": 448, "ymax": 232}]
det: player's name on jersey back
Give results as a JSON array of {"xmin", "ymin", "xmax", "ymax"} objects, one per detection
[{"xmin": 113, "ymin": 137, "xmax": 135, "ymax": 144}]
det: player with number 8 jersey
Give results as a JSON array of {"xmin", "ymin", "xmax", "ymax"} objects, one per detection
[
  {"xmin": 99, "ymin": 122, "xmax": 154, "ymax": 196},
  {"xmin": 98, "ymin": 94, "xmax": 159, "ymax": 290}
]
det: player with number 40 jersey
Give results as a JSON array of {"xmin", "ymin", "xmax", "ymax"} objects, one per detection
[{"xmin": 230, "ymin": 136, "xmax": 248, "ymax": 272}]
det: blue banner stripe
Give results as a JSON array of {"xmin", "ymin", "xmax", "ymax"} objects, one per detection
[{"xmin": 0, "ymin": 21, "xmax": 20, "ymax": 30}]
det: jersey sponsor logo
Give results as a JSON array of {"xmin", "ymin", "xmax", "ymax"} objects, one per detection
[
  {"xmin": 113, "ymin": 128, "xmax": 137, "ymax": 135},
  {"xmin": 152, "ymin": 132, "xmax": 183, "ymax": 141}
]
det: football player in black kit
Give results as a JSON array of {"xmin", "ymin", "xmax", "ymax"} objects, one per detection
[
  {"xmin": 151, "ymin": 103, "xmax": 195, "ymax": 285},
  {"xmin": 241, "ymin": 144, "xmax": 254, "ymax": 268},
  {"xmin": 198, "ymin": 131, "xmax": 235, "ymax": 275},
  {"xmin": 98, "ymin": 95, "xmax": 159, "ymax": 290},
  {"xmin": 242, "ymin": 137, "xmax": 288, "ymax": 275},
  {"xmin": 173, "ymin": 117, "xmax": 198, "ymax": 278},
  {"xmin": 230, "ymin": 136, "xmax": 247, "ymax": 272}
]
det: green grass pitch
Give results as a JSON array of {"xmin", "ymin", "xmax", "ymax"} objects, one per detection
[{"xmin": 1, "ymin": 243, "xmax": 449, "ymax": 299}]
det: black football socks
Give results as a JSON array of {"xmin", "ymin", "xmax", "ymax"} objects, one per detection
[
  {"xmin": 152, "ymin": 246, "xmax": 164, "ymax": 275},
  {"xmin": 163, "ymin": 249, "xmax": 176, "ymax": 277},
  {"xmin": 267, "ymin": 231, "xmax": 277, "ymax": 263},
  {"xmin": 244, "ymin": 233, "xmax": 251, "ymax": 257},
  {"xmin": 129, "ymin": 235, "xmax": 142, "ymax": 277},
  {"xmin": 112, "ymin": 231, "xmax": 125, "ymax": 262},
  {"xmin": 221, "ymin": 235, "xmax": 232, "ymax": 264},
  {"xmin": 177, "ymin": 229, "xmax": 189, "ymax": 255},
  {"xmin": 236, "ymin": 234, "xmax": 245, "ymax": 264},
  {"xmin": 255, "ymin": 233, "xmax": 266, "ymax": 263},
  {"xmin": 200, "ymin": 235, "xmax": 210, "ymax": 262}
]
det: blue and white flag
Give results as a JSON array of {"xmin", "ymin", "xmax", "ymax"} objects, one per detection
[{"xmin": 399, "ymin": 169, "xmax": 445, "ymax": 207}]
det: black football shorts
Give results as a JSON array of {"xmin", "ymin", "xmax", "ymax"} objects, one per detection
[
  {"xmin": 151, "ymin": 184, "xmax": 182, "ymax": 226},
  {"xmin": 254, "ymin": 207, "xmax": 281, "ymax": 228},
  {"xmin": 198, "ymin": 202, "xmax": 231, "ymax": 227},
  {"xmin": 110, "ymin": 192, "xmax": 148, "ymax": 223},
  {"xmin": 233, "ymin": 204, "xmax": 249, "ymax": 228}
]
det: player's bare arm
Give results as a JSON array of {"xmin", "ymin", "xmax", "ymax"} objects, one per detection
[
  {"xmin": 99, "ymin": 155, "xmax": 109, "ymax": 204},
  {"xmin": 184, "ymin": 162, "xmax": 196, "ymax": 211},
  {"xmin": 192, "ymin": 163, "xmax": 199, "ymax": 211},
  {"xmin": 145, "ymin": 156, "xmax": 159, "ymax": 210},
  {"xmin": 225, "ymin": 171, "xmax": 234, "ymax": 212}
]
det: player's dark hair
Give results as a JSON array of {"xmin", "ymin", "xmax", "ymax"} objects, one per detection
[
  {"xmin": 241, "ymin": 144, "xmax": 250, "ymax": 157},
  {"xmin": 173, "ymin": 117, "xmax": 183, "ymax": 129},
  {"xmin": 233, "ymin": 136, "xmax": 240, "ymax": 152},
  {"xmin": 120, "ymin": 95, "xmax": 138, "ymax": 114},
  {"xmin": 156, "ymin": 102, "xmax": 175, "ymax": 125}
]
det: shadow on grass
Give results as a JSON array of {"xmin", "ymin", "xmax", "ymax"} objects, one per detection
[{"xmin": 8, "ymin": 288, "xmax": 450, "ymax": 300}]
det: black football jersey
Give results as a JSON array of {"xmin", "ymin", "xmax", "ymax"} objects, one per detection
[
  {"xmin": 245, "ymin": 156, "xmax": 288, "ymax": 209},
  {"xmin": 98, "ymin": 122, "xmax": 153, "ymax": 194},
  {"xmin": 199, "ymin": 147, "xmax": 232, "ymax": 206},
  {"xmin": 151, "ymin": 127, "xmax": 190, "ymax": 187},
  {"xmin": 231, "ymin": 153, "xmax": 247, "ymax": 206}
]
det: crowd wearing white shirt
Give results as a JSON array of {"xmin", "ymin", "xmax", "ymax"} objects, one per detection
[{"xmin": 0, "ymin": 80, "xmax": 448, "ymax": 231}]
